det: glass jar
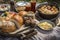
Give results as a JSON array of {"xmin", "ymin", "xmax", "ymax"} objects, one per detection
[
  {"xmin": 30, "ymin": 0, "xmax": 36, "ymax": 12},
  {"xmin": 25, "ymin": 2, "xmax": 31, "ymax": 11},
  {"xmin": 16, "ymin": 1, "xmax": 27, "ymax": 12}
]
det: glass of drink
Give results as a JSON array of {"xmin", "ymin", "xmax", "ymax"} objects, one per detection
[
  {"xmin": 30, "ymin": 0, "xmax": 36, "ymax": 12},
  {"xmin": 25, "ymin": 3, "xmax": 31, "ymax": 11}
]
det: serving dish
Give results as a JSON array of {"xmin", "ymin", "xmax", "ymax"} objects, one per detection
[
  {"xmin": 35, "ymin": 11, "xmax": 59, "ymax": 22},
  {"xmin": 36, "ymin": 3, "xmax": 59, "ymax": 19},
  {"xmin": 0, "ymin": 11, "xmax": 37, "ymax": 38},
  {"xmin": 37, "ymin": 20, "xmax": 55, "ymax": 31},
  {"xmin": 0, "ymin": 19, "xmax": 37, "ymax": 38},
  {"xmin": 15, "ymin": 1, "xmax": 29, "ymax": 12},
  {"xmin": 0, "ymin": 4, "xmax": 10, "ymax": 13}
]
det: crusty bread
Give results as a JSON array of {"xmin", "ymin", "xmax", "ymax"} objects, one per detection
[
  {"xmin": 18, "ymin": 11, "xmax": 27, "ymax": 16},
  {"xmin": 14, "ymin": 15, "xmax": 23, "ymax": 27},
  {"xmin": 2, "ymin": 21, "xmax": 16, "ymax": 33}
]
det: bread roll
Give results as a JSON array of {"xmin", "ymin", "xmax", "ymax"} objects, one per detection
[
  {"xmin": 5, "ymin": 12, "xmax": 16, "ymax": 21},
  {"xmin": 14, "ymin": 15, "xmax": 23, "ymax": 27},
  {"xmin": 2, "ymin": 21, "xmax": 16, "ymax": 33},
  {"xmin": 18, "ymin": 11, "xmax": 27, "ymax": 16}
]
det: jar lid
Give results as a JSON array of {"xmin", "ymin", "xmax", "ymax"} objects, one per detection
[{"xmin": 16, "ymin": 1, "xmax": 28, "ymax": 6}]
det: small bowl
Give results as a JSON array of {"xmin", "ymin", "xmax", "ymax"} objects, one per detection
[
  {"xmin": 0, "ymin": 4, "xmax": 10, "ymax": 13},
  {"xmin": 37, "ymin": 3, "xmax": 59, "ymax": 19},
  {"xmin": 37, "ymin": 20, "xmax": 55, "ymax": 31},
  {"xmin": 15, "ymin": 1, "xmax": 29, "ymax": 12}
]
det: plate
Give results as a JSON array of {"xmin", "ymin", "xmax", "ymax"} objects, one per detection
[
  {"xmin": 0, "ymin": 4, "xmax": 10, "ymax": 11},
  {"xmin": 0, "ymin": 19, "xmax": 37, "ymax": 38},
  {"xmin": 0, "ymin": 19, "xmax": 24, "ymax": 37}
]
